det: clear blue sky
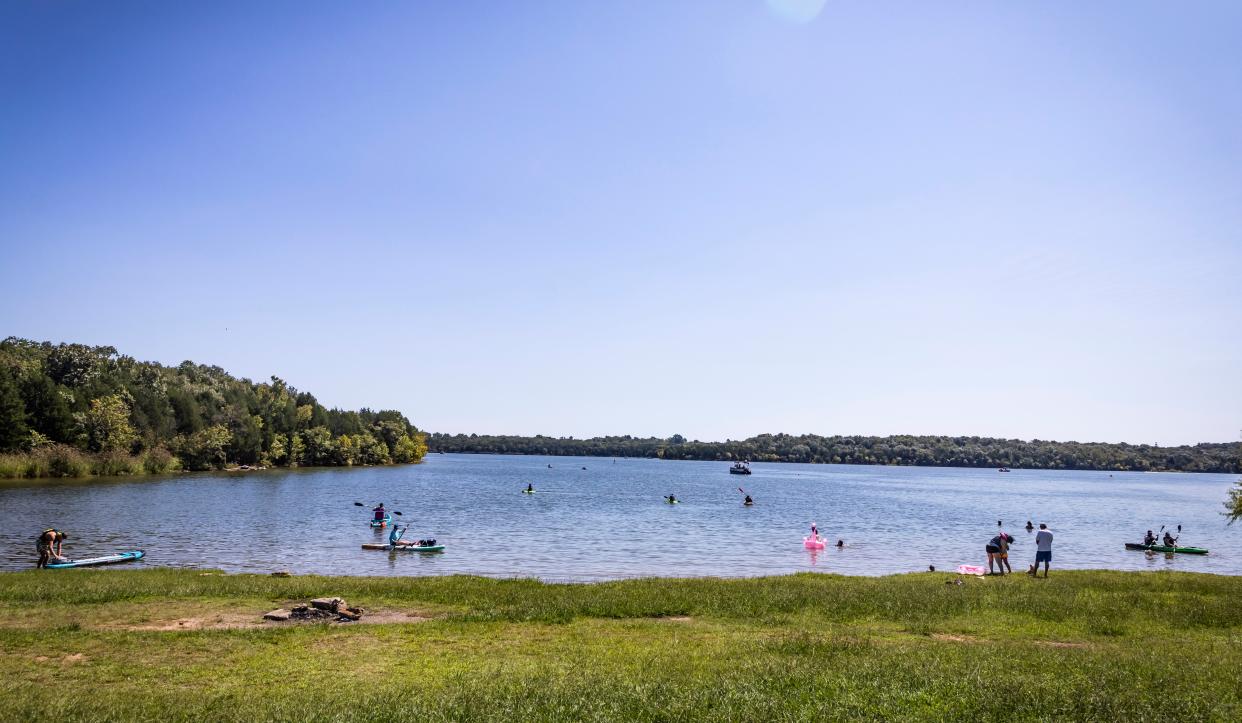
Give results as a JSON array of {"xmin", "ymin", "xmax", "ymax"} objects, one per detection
[{"xmin": 2, "ymin": 1, "xmax": 1240, "ymax": 446}]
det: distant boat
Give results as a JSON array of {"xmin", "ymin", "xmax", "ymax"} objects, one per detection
[
  {"xmin": 729, "ymin": 461, "xmax": 752, "ymax": 475},
  {"xmin": 998, "ymin": 467, "xmax": 1011, "ymax": 473}
]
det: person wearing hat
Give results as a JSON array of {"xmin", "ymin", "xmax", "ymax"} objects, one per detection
[{"xmin": 36, "ymin": 528, "xmax": 66, "ymax": 568}]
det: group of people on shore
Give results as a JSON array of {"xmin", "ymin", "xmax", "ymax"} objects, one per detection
[{"xmin": 986, "ymin": 521, "xmax": 1053, "ymax": 577}]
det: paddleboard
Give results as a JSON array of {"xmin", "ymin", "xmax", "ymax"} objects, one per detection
[
  {"xmin": 46, "ymin": 550, "xmax": 144, "ymax": 569},
  {"xmin": 361, "ymin": 543, "xmax": 444, "ymax": 552}
]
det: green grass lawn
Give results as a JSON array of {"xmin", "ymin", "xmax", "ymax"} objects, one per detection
[{"xmin": 0, "ymin": 569, "xmax": 1238, "ymax": 721}]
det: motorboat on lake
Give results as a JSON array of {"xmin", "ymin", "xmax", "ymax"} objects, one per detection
[{"xmin": 729, "ymin": 461, "xmax": 752, "ymax": 475}]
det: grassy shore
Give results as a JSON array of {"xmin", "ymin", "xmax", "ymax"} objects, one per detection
[{"xmin": 0, "ymin": 569, "xmax": 1238, "ymax": 721}]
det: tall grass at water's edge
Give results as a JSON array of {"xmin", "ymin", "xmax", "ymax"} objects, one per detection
[
  {"xmin": 0, "ymin": 445, "xmax": 179, "ymax": 479},
  {"xmin": 1, "ymin": 568, "xmax": 1238, "ymax": 631}
]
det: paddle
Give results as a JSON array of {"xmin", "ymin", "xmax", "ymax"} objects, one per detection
[{"xmin": 354, "ymin": 503, "xmax": 403, "ymax": 517}]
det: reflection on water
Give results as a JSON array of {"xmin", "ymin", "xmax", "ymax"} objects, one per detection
[{"xmin": 1, "ymin": 455, "xmax": 1238, "ymax": 580}]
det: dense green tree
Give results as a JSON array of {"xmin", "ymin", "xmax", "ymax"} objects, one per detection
[
  {"xmin": 174, "ymin": 425, "xmax": 232, "ymax": 470},
  {"xmin": 1227, "ymin": 481, "xmax": 1242, "ymax": 524},
  {"xmin": 0, "ymin": 337, "xmax": 426, "ymax": 474},
  {"xmin": 0, "ymin": 367, "xmax": 28, "ymax": 451},
  {"xmin": 21, "ymin": 374, "xmax": 75, "ymax": 443},
  {"xmin": 78, "ymin": 395, "xmax": 137, "ymax": 452}
]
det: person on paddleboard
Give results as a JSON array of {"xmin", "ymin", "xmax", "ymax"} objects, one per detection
[
  {"xmin": 372, "ymin": 503, "xmax": 386, "ymax": 522},
  {"xmin": 526, "ymin": 483, "xmax": 534, "ymax": 492},
  {"xmin": 389, "ymin": 524, "xmax": 418, "ymax": 547}
]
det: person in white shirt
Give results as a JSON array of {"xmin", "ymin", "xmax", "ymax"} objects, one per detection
[{"xmin": 1033, "ymin": 524, "xmax": 1053, "ymax": 578}]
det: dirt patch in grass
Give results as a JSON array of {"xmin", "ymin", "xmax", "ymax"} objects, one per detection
[
  {"xmin": 32, "ymin": 654, "xmax": 89, "ymax": 664},
  {"xmin": 1035, "ymin": 640, "xmax": 1092, "ymax": 649},
  {"xmin": 357, "ymin": 610, "xmax": 432, "ymax": 625},
  {"xmin": 112, "ymin": 608, "xmax": 435, "ymax": 631},
  {"xmin": 932, "ymin": 633, "xmax": 982, "ymax": 644},
  {"xmin": 122, "ymin": 612, "xmax": 262, "ymax": 631}
]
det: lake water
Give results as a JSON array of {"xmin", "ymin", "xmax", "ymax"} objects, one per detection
[{"xmin": 2, "ymin": 454, "xmax": 1239, "ymax": 580}]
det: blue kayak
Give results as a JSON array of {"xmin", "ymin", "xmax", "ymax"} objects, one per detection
[
  {"xmin": 46, "ymin": 550, "xmax": 144, "ymax": 569},
  {"xmin": 370, "ymin": 515, "xmax": 392, "ymax": 528}
]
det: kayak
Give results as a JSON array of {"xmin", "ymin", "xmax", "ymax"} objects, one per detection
[
  {"xmin": 46, "ymin": 550, "xmax": 145, "ymax": 569},
  {"xmin": 370, "ymin": 515, "xmax": 392, "ymax": 528},
  {"xmin": 522, "ymin": 490, "xmax": 535, "ymax": 494},
  {"xmin": 393, "ymin": 544, "xmax": 444, "ymax": 553},
  {"xmin": 665, "ymin": 500, "xmax": 679, "ymax": 504},
  {"xmin": 1125, "ymin": 543, "xmax": 1208, "ymax": 555},
  {"xmin": 361, "ymin": 543, "xmax": 444, "ymax": 552}
]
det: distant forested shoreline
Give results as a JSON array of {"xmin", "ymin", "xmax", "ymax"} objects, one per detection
[
  {"xmin": 428, "ymin": 432, "xmax": 1241, "ymax": 473},
  {"xmin": 0, "ymin": 338, "xmax": 426, "ymax": 478}
]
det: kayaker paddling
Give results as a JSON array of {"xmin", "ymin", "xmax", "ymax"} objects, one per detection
[
  {"xmin": 372, "ymin": 503, "xmax": 386, "ymax": 523},
  {"xmin": 1144, "ymin": 530, "xmax": 1157, "ymax": 546}
]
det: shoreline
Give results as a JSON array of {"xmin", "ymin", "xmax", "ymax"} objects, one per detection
[
  {"xmin": 0, "ymin": 458, "xmax": 424, "ymax": 484},
  {"xmin": 1, "ymin": 568, "xmax": 1238, "ymax": 720}
]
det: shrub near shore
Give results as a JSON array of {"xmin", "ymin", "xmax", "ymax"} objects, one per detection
[
  {"xmin": 0, "ymin": 569, "xmax": 1238, "ymax": 721},
  {"xmin": 0, "ymin": 444, "xmax": 179, "ymax": 479}
]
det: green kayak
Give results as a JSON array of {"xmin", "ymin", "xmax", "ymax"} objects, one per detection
[{"xmin": 1125, "ymin": 543, "xmax": 1208, "ymax": 555}]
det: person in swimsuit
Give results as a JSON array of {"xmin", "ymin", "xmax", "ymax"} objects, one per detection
[
  {"xmin": 986, "ymin": 533, "xmax": 1012, "ymax": 575},
  {"xmin": 36, "ymin": 529, "xmax": 66, "ymax": 568}
]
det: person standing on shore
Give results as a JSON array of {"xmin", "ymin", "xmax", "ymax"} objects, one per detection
[
  {"xmin": 36, "ymin": 529, "xmax": 65, "ymax": 568},
  {"xmin": 985, "ymin": 532, "xmax": 1012, "ymax": 575},
  {"xmin": 1034, "ymin": 524, "xmax": 1053, "ymax": 577}
]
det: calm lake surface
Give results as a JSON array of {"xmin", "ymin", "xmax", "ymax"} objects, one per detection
[{"xmin": 2, "ymin": 454, "xmax": 1239, "ymax": 579}]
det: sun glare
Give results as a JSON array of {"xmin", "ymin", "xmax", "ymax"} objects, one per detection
[{"xmin": 766, "ymin": 0, "xmax": 828, "ymax": 24}]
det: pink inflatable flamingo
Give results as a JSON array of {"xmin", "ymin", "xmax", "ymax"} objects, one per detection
[{"xmin": 803, "ymin": 523, "xmax": 826, "ymax": 550}]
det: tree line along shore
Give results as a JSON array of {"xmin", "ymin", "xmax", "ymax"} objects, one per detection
[
  {"xmin": 0, "ymin": 338, "xmax": 426, "ymax": 479},
  {"xmin": 428, "ymin": 432, "xmax": 1241, "ymax": 474}
]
